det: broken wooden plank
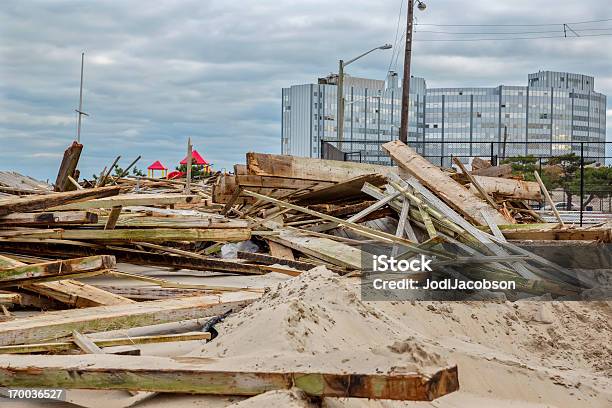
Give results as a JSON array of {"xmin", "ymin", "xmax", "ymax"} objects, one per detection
[
  {"xmin": 293, "ymin": 174, "xmax": 387, "ymax": 205},
  {"xmin": 471, "ymin": 175, "xmax": 541, "ymax": 201},
  {"xmin": 267, "ymin": 241, "xmax": 295, "ymax": 260},
  {"xmin": 0, "ymin": 254, "xmax": 133, "ymax": 307},
  {"xmin": 23, "ymin": 280, "xmax": 135, "ymax": 308},
  {"xmin": 54, "ymin": 141, "xmax": 83, "ymax": 192},
  {"xmin": 534, "ymin": 170, "xmax": 564, "ymax": 227},
  {"xmin": 0, "ymin": 242, "xmax": 268, "ymax": 275},
  {"xmin": 67, "ymin": 175, "xmax": 83, "ymax": 190},
  {"xmin": 104, "ymin": 205, "xmax": 122, "ymax": 230},
  {"xmin": 0, "ymin": 255, "xmax": 115, "ymax": 285},
  {"xmin": 72, "ymin": 330, "xmax": 104, "ymax": 354},
  {"xmin": 0, "ymin": 211, "xmax": 97, "ymax": 226},
  {"xmin": 471, "ymin": 163, "xmax": 512, "ymax": 178},
  {"xmin": 236, "ymin": 175, "xmax": 332, "ymax": 191},
  {"xmin": 382, "ymin": 140, "xmax": 512, "ymax": 226},
  {"xmin": 237, "ymin": 251, "xmax": 321, "ymax": 271},
  {"xmin": 10, "ymin": 227, "xmax": 251, "ymax": 242},
  {"xmin": 0, "ymin": 291, "xmax": 260, "ymax": 346},
  {"xmin": 247, "ymin": 152, "xmax": 396, "ymax": 183},
  {"xmin": 0, "ymin": 355, "xmax": 459, "ymax": 401},
  {"xmin": 0, "ymin": 331, "xmax": 212, "ymax": 354},
  {"xmin": 0, "ymin": 293, "xmax": 20, "ymax": 304},
  {"xmin": 49, "ymin": 193, "xmax": 201, "ymax": 211},
  {"xmin": 0, "ymin": 186, "xmax": 120, "ymax": 216},
  {"xmin": 453, "ymin": 157, "xmax": 498, "ymax": 209},
  {"xmin": 95, "ymin": 215, "xmax": 248, "ymax": 229}
]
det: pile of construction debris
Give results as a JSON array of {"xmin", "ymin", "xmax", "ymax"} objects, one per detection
[{"xmin": 0, "ymin": 140, "xmax": 610, "ymax": 407}]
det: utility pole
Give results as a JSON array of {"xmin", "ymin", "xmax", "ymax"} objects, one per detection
[
  {"xmin": 75, "ymin": 52, "xmax": 89, "ymax": 143},
  {"xmin": 400, "ymin": 0, "xmax": 426, "ymax": 144}
]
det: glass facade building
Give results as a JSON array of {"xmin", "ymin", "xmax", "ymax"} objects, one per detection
[{"xmin": 281, "ymin": 71, "xmax": 607, "ymax": 165}]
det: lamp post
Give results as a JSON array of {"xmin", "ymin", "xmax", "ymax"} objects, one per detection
[
  {"xmin": 399, "ymin": 0, "xmax": 426, "ymax": 144},
  {"xmin": 337, "ymin": 44, "xmax": 391, "ymax": 150}
]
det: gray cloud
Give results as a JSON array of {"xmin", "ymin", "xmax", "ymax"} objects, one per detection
[{"xmin": 1, "ymin": 0, "xmax": 610, "ymax": 180}]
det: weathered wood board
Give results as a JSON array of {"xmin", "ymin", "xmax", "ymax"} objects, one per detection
[
  {"xmin": 247, "ymin": 152, "xmax": 397, "ymax": 182},
  {"xmin": 0, "ymin": 291, "xmax": 260, "ymax": 346},
  {"xmin": 0, "ymin": 354, "xmax": 459, "ymax": 401}
]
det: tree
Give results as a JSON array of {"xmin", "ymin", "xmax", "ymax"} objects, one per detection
[
  {"xmin": 176, "ymin": 163, "xmax": 207, "ymax": 179},
  {"xmin": 112, "ymin": 165, "xmax": 146, "ymax": 178},
  {"xmin": 501, "ymin": 155, "xmax": 558, "ymax": 188},
  {"xmin": 568, "ymin": 165, "xmax": 612, "ymax": 208},
  {"xmin": 546, "ymin": 153, "xmax": 594, "ymax": 209}
]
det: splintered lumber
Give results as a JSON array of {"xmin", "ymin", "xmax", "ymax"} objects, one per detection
[
  {"xmin": 236, "ymin": 175, "xmax": 332, "ymax": 191},
  {"xmin": 388, "ymin": 174, "xmax": 540, "ymax": 280},
  {"xmin": 0, "ymin": 211, "xmax": 97, "ymax": 226},
  {"xmin": 267, "ymin": 241, "xmax": 294, "ymax": 260},
  {"xmin": 0, "ymin": 242, "xmax": 268, "ymax": 275},
  {"xmin": 72, "ymin": 330, "xmax": 104, "ymax": 354},
  {"xmin": 496, "ymin": 225, "xmax": 612, "ymax": 242},
  {"xmin": 54, "ymin": 141, "xmax": 83, "ymax": 192},
  {"xmin": 104, "ymin": 205, "xmax": 122, "ymax": 230},
  {"xmin": 0, "ymin": 255, "xmax": 115, "ymax": 286},
  {"xmin": 0, "ymin": 355, "xmax": 459, "ymax": 401},
  {"xmin": 0, "ymin": 293, "xmax": 20, "ymax": 304},
  {"xmin": 0, "ymin": 332, "xmax": 212, "ymax": 354},
  {"xmin": 11, "ymin": 227, "xmax": 250, "ymax": 242},
  {"xmin": 0, "ymin": 291, "xmax": 260, "ymax": 346},
  {"xmin": 471, "ymin": 176, "xmax": 541, "ymax": 201},
  {"xmin": 49, "ymin": 193, "xmax": 201, "ymax": 211},
  {"xmin": 382, "ymin": 140, "xmax": 512, "ymax": 226},
  {"xmin": 471, "ymin": 163, "xmax": 512, "ymax": 178},
  {"xmin": 243, "ymin": 189, "xmax": 420, "ymax": 247},
  {"xmin": 534, "ymin": 171, "xmax": 564, "ymax": 227},
  {"xmin": 453, "ymin": 157, "xmax": 498, "ymax": 209},
  {"xmin": 95, "ymin": 215, "xmax": 248, "ymax": 229},
  {"xmin": 247, "ymin": 152, "xmax": 397, "ymax": 183},
  {"xmin": 0, "ymin": 254, "xmax": 132, "ymax": 307},
  {"xmin": 264, "ymin": 223, "xmax": 362, "ymax": 269},
  {"xmin": 237, "ymin": 251, "xmax": 320, "ymax": 271},
  {"xmin": 22, "ymin": 280, "xmax": 135, "ymax": 308},
  {"xmin": 0, "ymin": 186, "xmax": 120, "ymax": 216},
  {"xmin": 293, "ymin": 174, "xmax": 387, "ymax": 205}
]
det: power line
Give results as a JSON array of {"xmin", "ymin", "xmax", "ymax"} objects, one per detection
[
  {"xmin": 414, "ymin": 27, "xmax": 612, "ymax": 35},
  {"xmin": 387, "ymin": 0, "xmax": 405, "ymax": 74},
  {"xmin": 414, "ymin": 33, "xmax": 612, "ymax": 42},
  {"xmin": 415, "ymin": 18, "xmax": 612, "ymax": 27}
]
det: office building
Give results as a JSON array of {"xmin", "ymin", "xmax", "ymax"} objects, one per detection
[{"xmin": 281, "ymin": 71, "xmax": 607, "ymax": 165}]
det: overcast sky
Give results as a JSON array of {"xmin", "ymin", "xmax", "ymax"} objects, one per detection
[{"xmin": 1, "ymin": 0, "xmax": 610, "ymax": 180}]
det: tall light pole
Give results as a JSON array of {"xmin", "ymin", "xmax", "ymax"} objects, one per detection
[
  {"xmin": 399, "ymin": 0, "xmax": 426, "ymax": 144},
  {"xmin": 337, "ymin": 44, "xmax": 391, "ymax": 150}
]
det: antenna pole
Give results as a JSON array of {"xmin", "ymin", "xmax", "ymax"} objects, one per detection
[{"xmin": 75, "ymin": 52, "xmax": 89, "ymax": 142}]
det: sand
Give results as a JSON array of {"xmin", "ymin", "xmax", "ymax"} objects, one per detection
[
  {"xmin": 8, "ymin": 266, "xmax": 610, "ymax": 408},
  {"xmin": 180, "ymin": 266, "xmax": 612, "ymax": 407}
]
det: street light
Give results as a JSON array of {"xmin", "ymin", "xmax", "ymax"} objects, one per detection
[{"xmin": 337, "ymin": 44, "xmax": 392, "ymax": 149}]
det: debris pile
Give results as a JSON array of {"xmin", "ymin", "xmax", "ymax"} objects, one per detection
[{"xmin": 0, "ymin": 139, "xmax": 610, "ymax": 407}]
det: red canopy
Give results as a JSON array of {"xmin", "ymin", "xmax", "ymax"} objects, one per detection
[
  {"xmin": 147, "ymin": 160, "xmax": 167, "ymax": 170},
  {"xmin": 180, "ymin": 150, "xmax": 209, "ymax": 165}
]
